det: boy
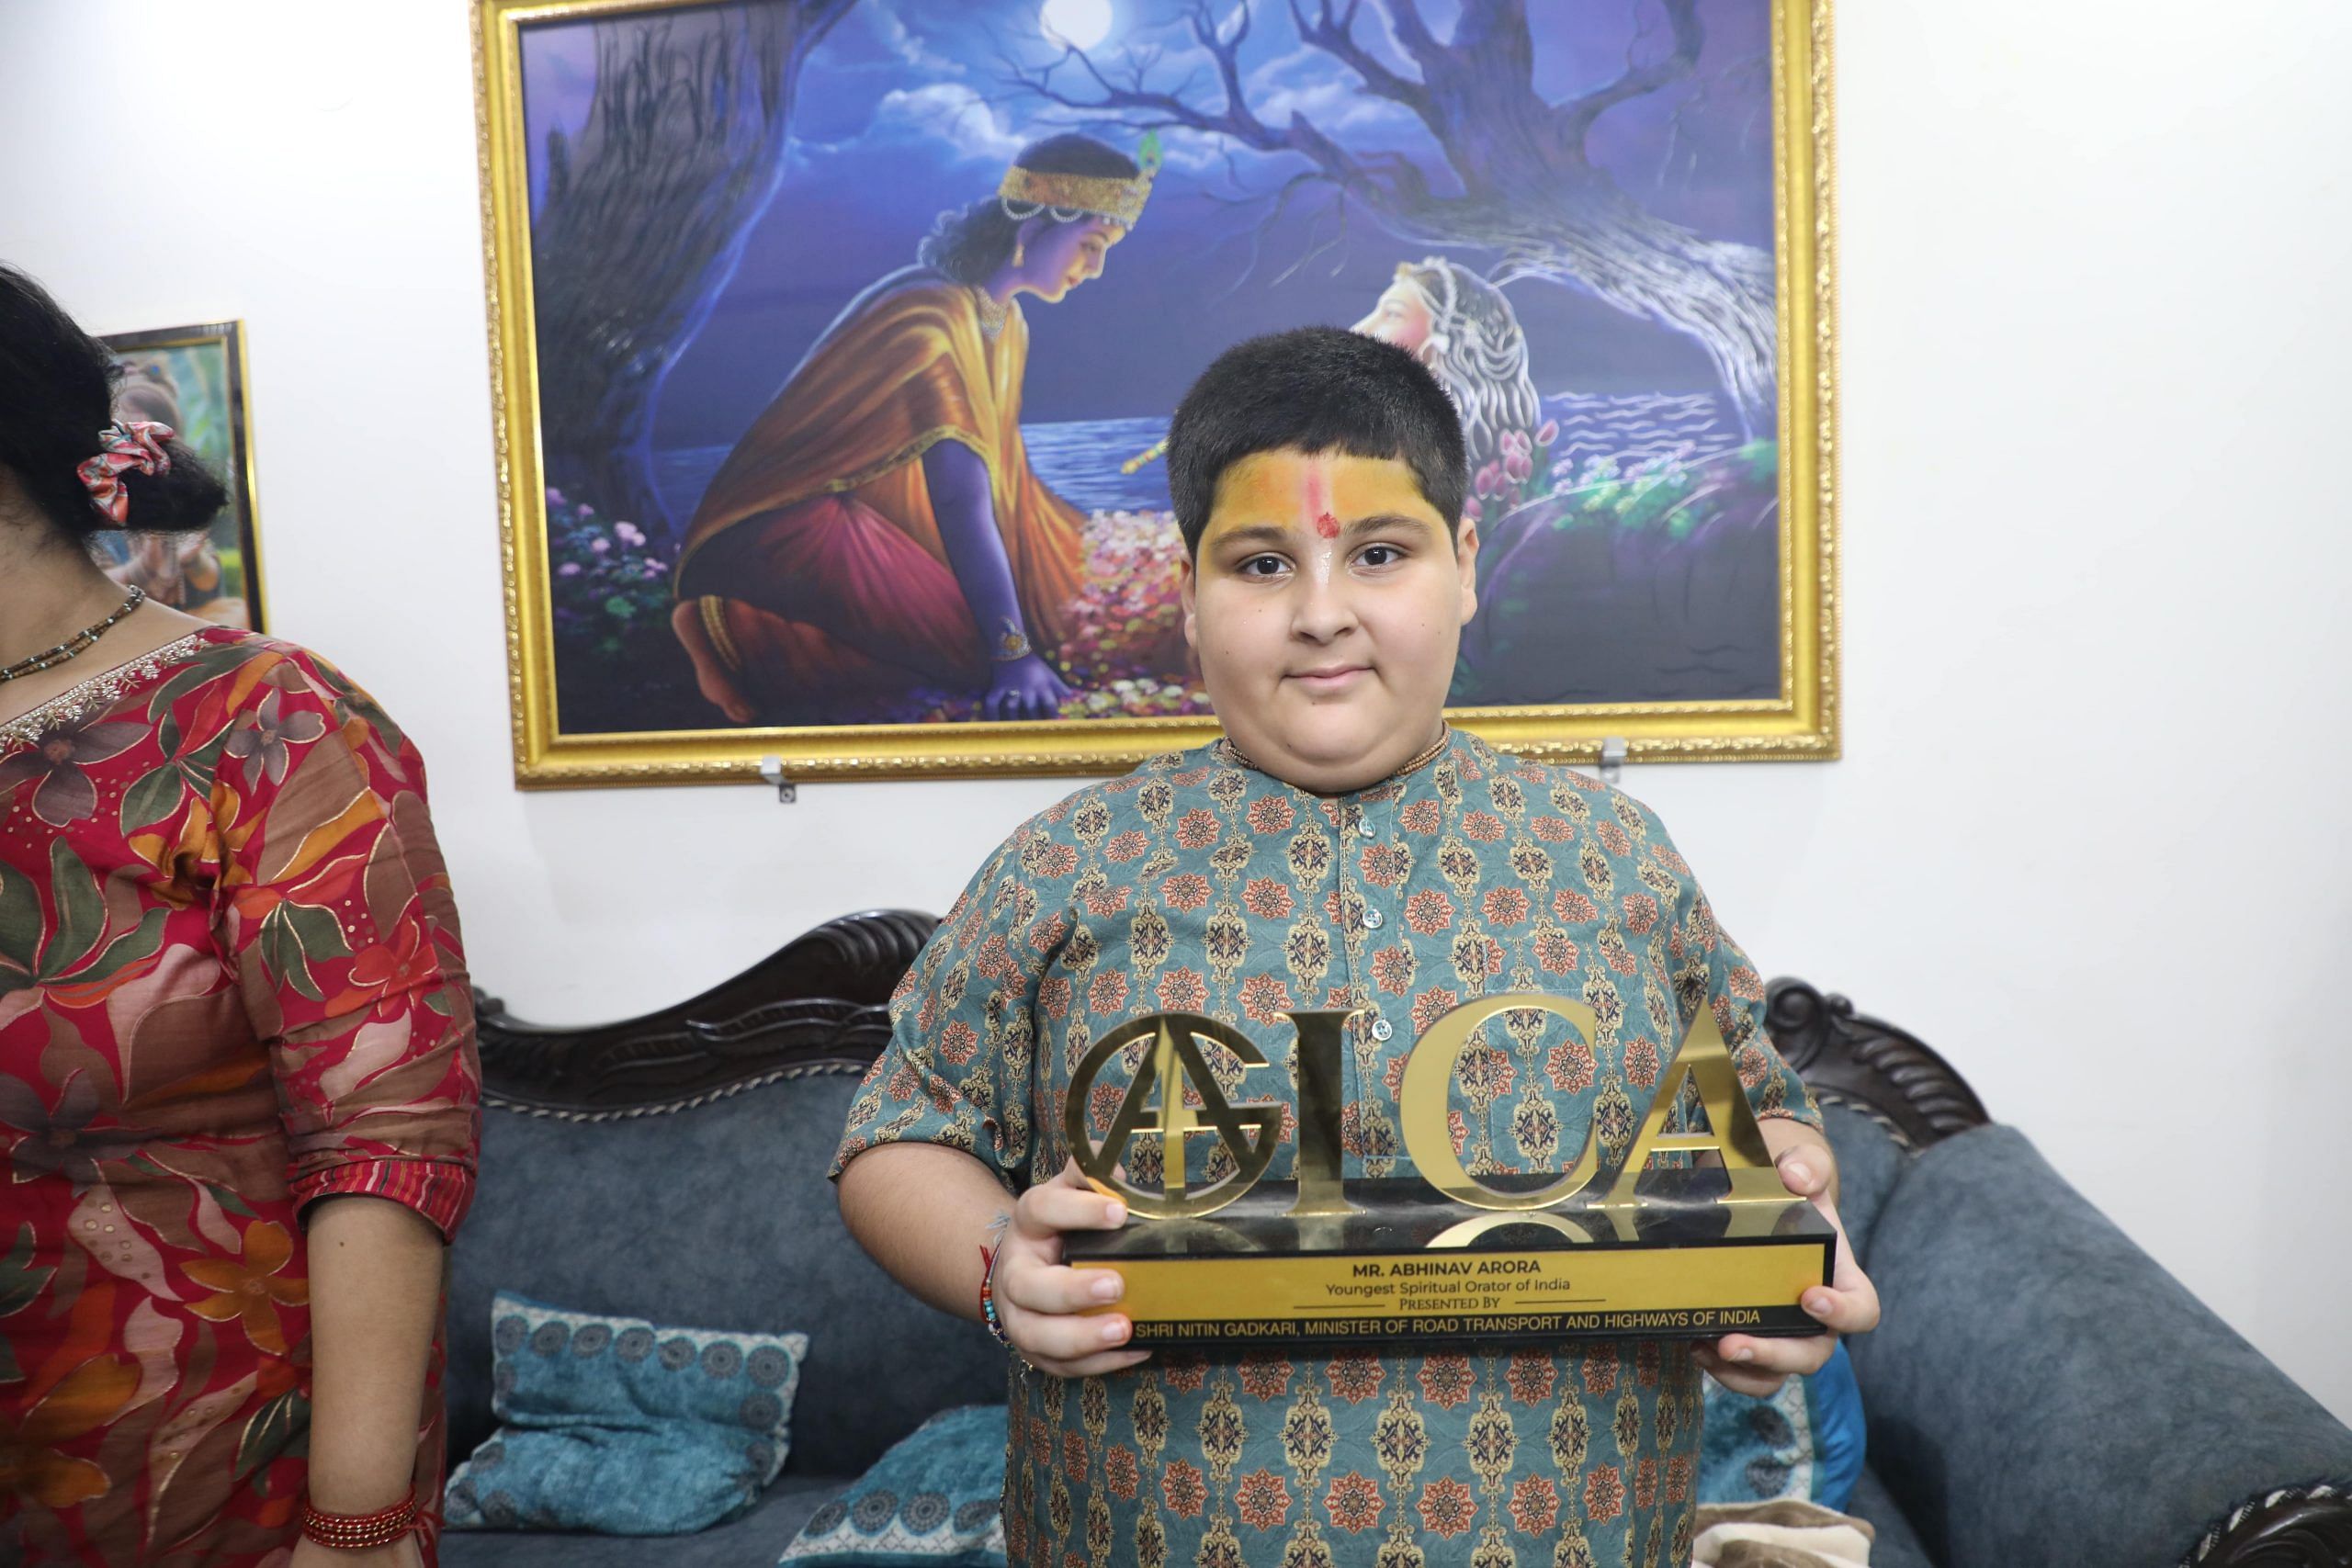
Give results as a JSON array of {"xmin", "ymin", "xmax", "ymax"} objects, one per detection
[{"xmin": 834, "ymin": 328, "xmax": 1876, "ymax": 1567}]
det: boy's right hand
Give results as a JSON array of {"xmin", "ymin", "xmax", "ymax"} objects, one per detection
[{"xmin": 994, "ymin": 1159, "xmax": 1151, "ymax": 1378}]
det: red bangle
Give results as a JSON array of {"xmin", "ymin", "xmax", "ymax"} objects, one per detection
[{"xmin": 300, "ymin": 1489, "xmax": 419, "ymax": 1550}]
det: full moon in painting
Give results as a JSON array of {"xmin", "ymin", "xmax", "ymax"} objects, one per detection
[{"xmin": 1041, "ymin": 0, "xmax": 1114, "ymax": 50}]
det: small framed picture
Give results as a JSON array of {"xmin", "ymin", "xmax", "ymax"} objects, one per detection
[{"xmin": 96, "ymin": 320, "xmax": 267, "ymax": 631}]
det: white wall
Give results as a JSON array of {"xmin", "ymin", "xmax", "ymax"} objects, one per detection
[{"xmin": 4, "ymin": 1, "xmax": 2346, "ymax": 1426}]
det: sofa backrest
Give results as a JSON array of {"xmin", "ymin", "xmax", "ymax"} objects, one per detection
[
  {"xmin": 447, "ymin": 1064, "xmax": 1009, "ymax": 1478},
  {"xmin": 446, "ymin": 910, "xmax": 1008, "ymax": 1481},
  {"xmin": 1817, "ymin": 1102, "xmax": 1904, "ymax": 1258}
]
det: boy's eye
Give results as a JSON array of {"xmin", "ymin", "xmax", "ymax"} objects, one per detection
[
  {"xmin": 1358, "ymin": 544, "xmax": 1405, "ymax": 568},
  {"xmin": 1237, "ymin": 554, "xmax": 1288, "ymax": 578}
]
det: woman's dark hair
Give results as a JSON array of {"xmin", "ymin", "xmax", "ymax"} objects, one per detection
[
  {"xmin": 918, "ymin": 134, "xmax": 1139, "ymax": 285},
  {"xmin": 0, "ymin": 264, "xmax": 228, "ymax": 543},
  {"xmin": 1166, "ymin": 326, "xmax": 1468, "ymax": 556}
]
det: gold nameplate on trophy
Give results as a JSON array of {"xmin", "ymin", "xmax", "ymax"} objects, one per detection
[{"xmin": 1060, "ymin": 995, "xmax": 1835, "ymax": 1348}]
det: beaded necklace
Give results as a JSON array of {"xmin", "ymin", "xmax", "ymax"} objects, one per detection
[
  {"xmin": 0, "ymin": 587, "xmax": 146, "ymax": 683},
  {"xmin": 971, "ymin": 288, "xmax": 1010, "ymax": 340}
]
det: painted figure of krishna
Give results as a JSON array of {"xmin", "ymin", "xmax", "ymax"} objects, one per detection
[
  {"xmin": 673, "ymin": 134, "xmax": 1157, "ymax": 727},
  {"xmin": 476, "ymin": 0, "xmax": 1836, "ymax": 784}
]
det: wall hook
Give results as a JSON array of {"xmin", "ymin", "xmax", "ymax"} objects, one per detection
[{"xmin": 1599, "ymin": 737, "xmax": 1627, "ymax": 791}]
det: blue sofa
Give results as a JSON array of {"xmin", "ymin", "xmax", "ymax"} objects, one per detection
[{"xmin": 440, "ymin": 911, "xmax": 2352, "ymax": 1567}]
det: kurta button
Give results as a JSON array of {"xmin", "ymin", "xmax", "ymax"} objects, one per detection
[
  {"xmin": 1359, "ymin": 819, "xmax": 1376, "ymax": 838},
  {"xmin": 1362, "ymin": 908, "xmax": 1384, "ymax": 930},
  {"xmin": 1371, "ymin": 1016, "xmax": 1394, "ymax": 1043}
]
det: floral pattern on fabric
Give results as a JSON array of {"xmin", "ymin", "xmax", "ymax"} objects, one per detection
[
  {"xmin": 0, "ymin": 627, "xmax": 479, "ymax": 1566},
  {"xmin": 833, "ymin": 730, "xmax": 1817, "ymax": 1568}
]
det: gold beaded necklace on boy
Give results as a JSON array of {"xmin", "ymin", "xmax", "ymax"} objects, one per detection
[
  {"xmin": 0, "ymin": 587, "xmax": 146, "ymax": 683},
  {"xmin": 1218, "ymin": 722, "xmax": 1452, "ymax": 786}
]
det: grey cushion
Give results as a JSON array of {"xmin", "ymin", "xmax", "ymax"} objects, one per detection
[
  {"xmin": 1845, "ymin": 1465, "xmax": 1936, "ymax": 1568},
  {"xmin": 438, "ymin": 1472, "xmax": 845, "ymax": 1567},
  {"xmin": 1848, "ymin": 1123, "xmax": 2352, "ymax": 1567},
  {"xmin": 447, "ymin": 1069, "xmax": 1008, "ymax": 1480}
]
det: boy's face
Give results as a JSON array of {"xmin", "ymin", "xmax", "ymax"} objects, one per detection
[{"xmin": 1182, "ymin": 447, "xmax": 1477, "ymax": 795}]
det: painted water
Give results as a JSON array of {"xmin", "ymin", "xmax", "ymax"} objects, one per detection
[{"xmin": 650, "ymin": 392, "xmax": 1738, "ymax": 531}]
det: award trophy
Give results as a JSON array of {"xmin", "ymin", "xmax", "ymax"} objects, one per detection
[{"xmin": 1061, "ymin": 994, "xmax": 1835, "ymax": 1348}]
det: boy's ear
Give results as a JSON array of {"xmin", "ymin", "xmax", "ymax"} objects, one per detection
[
  {"xmin": 1179, "ymin": 555, "xmax": 1199, "ymax": 650},
  {"xmin": 1454, "ymin": 513, "xmax": 1480, "ymax": 626}
]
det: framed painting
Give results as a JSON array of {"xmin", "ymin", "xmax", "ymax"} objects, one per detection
[
  {"xmin": 476, "ymin": 0, "xmax": 1837, "ymax": 786},
  {"xmin": 95, "ymin": 321, "xmax": 268, "ymax": 631}
]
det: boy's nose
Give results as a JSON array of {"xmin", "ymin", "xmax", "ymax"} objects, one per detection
[{"xmin": 1289, "ymin": 571, "xmax": 1360, "ymax": 643}]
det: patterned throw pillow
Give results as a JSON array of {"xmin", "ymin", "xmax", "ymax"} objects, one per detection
[
  {"xmin": 1698, "ymin": 1339, "xmax": 1867, "ymax": 1510},
  {"xmin": 447, "ymin": 1292, "xmax": 809, "ymax": 1535},
  {"xmin": 779, "ymin": 1404, "xmax": 1008, "ymax": 1566}
]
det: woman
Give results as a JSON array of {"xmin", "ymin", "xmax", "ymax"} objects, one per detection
[
  {"xmin": 672, "ymin": 132, "xmax": 1153, "ymax": 725},
  {"xmin": 1353, "ymin": 256, "xmax": 1554, "ymax": 513},
  {"xmin": 0, "ymin": 265, "xmax": 477, "ymax": 1565}
]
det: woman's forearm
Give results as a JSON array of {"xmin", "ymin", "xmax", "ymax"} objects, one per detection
[
  {"xmin": 836, "ymin": 1141, "xmax": 1014, "ymax": 1321},
  {"xmin": 922, "ymin": 440, "xmax": 1027, "ymax": 651},
  {"xmin": 302, "ymin": 1195, "xmax": 447, "ymax": 1513}
]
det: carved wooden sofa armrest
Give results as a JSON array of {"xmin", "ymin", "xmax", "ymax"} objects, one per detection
[{"xmin": 1763, "ymin": 977, "xmax": 1990, "ymax": 1151}]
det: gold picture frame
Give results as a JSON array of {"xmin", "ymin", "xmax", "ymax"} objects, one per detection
[{"xmin": 475, "ymin": 0, "xmax": 1838, "ymax": 787}]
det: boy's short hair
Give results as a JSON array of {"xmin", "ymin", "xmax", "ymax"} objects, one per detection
[{"xmin": 1165, "ymin": 325, "xmax": 1467, "ymax": 556}]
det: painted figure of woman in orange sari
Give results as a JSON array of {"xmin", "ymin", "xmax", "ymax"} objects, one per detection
[{"xmin": 671, "ymin": 133, "xmax": 1155, "ymax": 725}]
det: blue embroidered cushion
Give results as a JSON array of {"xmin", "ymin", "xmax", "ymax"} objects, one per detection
[
  {"xmin": 778, "ymin": 1404, "xmax": 1007, "ymax": 1566},
  {"xmin": 1698, "ymin": 1339, "xmax": 1867, "ymax": 1509},
  {"xmin": 446, "ymin": 1292, "xmax": 808, "ymax": 1535}
]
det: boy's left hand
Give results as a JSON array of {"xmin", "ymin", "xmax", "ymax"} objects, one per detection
[{"xmin": 1692, "ymin": 1120, "xmax": 1880, "ymax": 1397}]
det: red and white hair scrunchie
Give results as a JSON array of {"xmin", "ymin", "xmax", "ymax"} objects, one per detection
[{"xmin": 75, "ymin": 420, "xmax": 175, "ymax": 525}]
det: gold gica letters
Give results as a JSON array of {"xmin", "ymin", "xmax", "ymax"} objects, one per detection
[{"xmin": 1059, "ymin": 994, "xmax": 1836, "ymax": 1348}]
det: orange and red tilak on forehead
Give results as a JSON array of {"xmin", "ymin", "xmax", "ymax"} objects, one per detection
[
  {"xmin": 1302, "ymin": 462, "xmax": 1340, "ymax": 538},
  {"xmin": 1198, "ymin": 450, "xmax": 1451, "ymax": 558}
]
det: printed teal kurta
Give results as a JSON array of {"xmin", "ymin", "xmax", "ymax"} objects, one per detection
[{"xmin": 832, "ymin": 730, "xmax": 1819, "ymax": 1568}]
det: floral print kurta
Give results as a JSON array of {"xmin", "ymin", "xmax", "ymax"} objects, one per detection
[
  {"xmin": 834, "ymin": 731, "xmax": 1819, "ymax": 1568},
  {"xmin": 0, "ymin": 628, "xmax": 479, "ymax": 1566}
]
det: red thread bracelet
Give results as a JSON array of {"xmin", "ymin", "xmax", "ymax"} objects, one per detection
[{"xmin": 300, "ymin": 1489, "xmax": 420, "ymax": 1550}]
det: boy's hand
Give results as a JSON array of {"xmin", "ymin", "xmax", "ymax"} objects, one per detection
[
  {"xmin": 994, "ymin": 1159, "xmax": 1152, "ymax": 1379},
  {"xmin": 1692, "ymin": 1123, "xmax": 1880, "ymax": 1397}
]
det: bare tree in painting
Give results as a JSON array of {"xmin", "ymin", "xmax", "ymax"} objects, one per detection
[
  {"xmin": 1008, "ymin": 0, "xmax": 1778, "ymax": 435},
  {"xmin": 531, "ymin": 0, "xmax": 854, "ymax": 540}
]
